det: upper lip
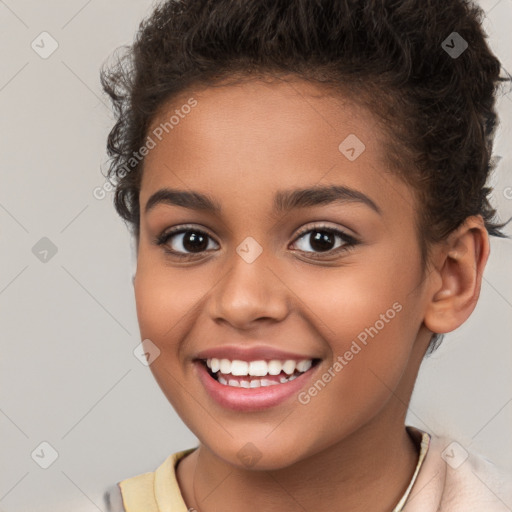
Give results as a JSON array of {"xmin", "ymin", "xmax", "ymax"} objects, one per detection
[{"xmin": 194, "ymin": 345, "xmax": 320, "ymax": 362}]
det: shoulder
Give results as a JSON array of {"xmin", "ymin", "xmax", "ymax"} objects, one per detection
[
  {"xmin": 441, "ymin": 439, "xmax": 512, "ymax": 511},
  {"xmin": 102, "ymin": 448, "xmax": 197, "ymax": 512},
  {"xmin": 405, "ymin": 427, "xmax": 512, "ymax": 512}
]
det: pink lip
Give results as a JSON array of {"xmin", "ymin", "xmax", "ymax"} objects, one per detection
[
  {"xmin": 195, "ymin": 359, "xmax": 320, "ymax": 412},
  {"xmin": 195, "ymin": 345, "xmax": 318, "ymax": 362}
]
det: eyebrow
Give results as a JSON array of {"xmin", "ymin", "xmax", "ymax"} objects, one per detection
[{"xmin": 144, "ymin": 185, "xmax": 381, "ymax": 215}]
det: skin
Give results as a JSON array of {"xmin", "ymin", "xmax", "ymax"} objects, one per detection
[{"xmin": 133, "ymin": 77, "xmax": 489, "ymax": 512}]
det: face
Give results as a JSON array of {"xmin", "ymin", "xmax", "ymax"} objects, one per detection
[{"xmin": 134, "ymin": 77, "xmax": 432, "ymax": 470}]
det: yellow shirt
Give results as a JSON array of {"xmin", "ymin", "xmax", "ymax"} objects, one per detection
[{"xmin": 105, "ymin": 426, "xmax": 430, "ymax": 511}]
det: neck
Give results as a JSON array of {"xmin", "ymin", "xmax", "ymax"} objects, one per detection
[{"xmin": 177, "ymin": 412, "xmax": 420, "ymax": 512}]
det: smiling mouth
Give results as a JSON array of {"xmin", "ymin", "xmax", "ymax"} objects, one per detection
[{"xmin": 199, "ymin": 358, "xmax": 322, "ymax": 388}]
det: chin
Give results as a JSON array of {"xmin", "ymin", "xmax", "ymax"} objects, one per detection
[{"xmin": 206, "ymin": 437, "xmax": 310, "ymax": 471}]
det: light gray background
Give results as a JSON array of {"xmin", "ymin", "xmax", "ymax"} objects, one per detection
[{"xmin": 0, "ymin": 1, "xmax": 511, "ymax": 511}]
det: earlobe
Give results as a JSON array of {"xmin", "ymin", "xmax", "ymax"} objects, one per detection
[{"xmin": 424, "ymin": 216, "xmax": 490, "ymax": 335}]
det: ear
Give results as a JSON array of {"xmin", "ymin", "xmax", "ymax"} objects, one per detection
[{"xmin": 423, "ymin": 216, "xmax": 490, "ymax": 335}]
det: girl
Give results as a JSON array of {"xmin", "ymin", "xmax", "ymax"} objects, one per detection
[{"xmin": 101, "ymin": 0, "xmax": 512, "ymax": 510}]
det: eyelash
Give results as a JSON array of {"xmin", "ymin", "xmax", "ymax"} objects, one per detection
[{"xmin": 154, "ymin": 223, "xmax": 359, "ymax": 261}]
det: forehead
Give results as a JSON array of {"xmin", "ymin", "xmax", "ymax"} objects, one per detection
[
  {"xmin": 141, "ymin": 78, "xmax": 415, "ymax": 220},
  {"xmin": 147, "ymin": 78, "xmax": 381, "ymax": 163}
]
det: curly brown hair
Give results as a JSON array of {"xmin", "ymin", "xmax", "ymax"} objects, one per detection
[{"xmin": 100, "ymin": 0, "xmax": 510, "ymax": 353}]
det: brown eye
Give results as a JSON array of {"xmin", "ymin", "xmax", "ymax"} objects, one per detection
[
  {"xmin": 304, "ymin": 231, "xmax": 337, "ymax": 252},
  {"xmin": 155, "ymin": 226, "xmax": 219, "ymax": 258},
  {"xmin": 291, "ymin": 225, "xmax": 358, "ymax": 258}
]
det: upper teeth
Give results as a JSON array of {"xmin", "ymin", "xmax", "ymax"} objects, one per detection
[{"xmin": 206, "ymin": 358, "xmax": 312, "ymax": 376}]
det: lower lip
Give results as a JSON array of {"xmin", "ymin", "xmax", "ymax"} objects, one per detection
[{"xmin": 195, "ymin": 361, "xmax": 319, "ymax": 412}]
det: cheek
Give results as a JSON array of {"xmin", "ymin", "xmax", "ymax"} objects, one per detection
[
  {"xmin": 286, "ymin": 259, "xmax": 412, "ymax": 346},
  {"xmin": 134, "ymin": 255, "xmax": 207, "ymax": 341},
  {"xmin": 133, "ymin": 259, "xmax": 201, "ymax": 414},
  {"xmin": 285, "ymin": 253, "xmax": 420, "ymax": 399},
  {"xmin": 290, "ymin": 302, "xmax": 415, "ymax": 453}
]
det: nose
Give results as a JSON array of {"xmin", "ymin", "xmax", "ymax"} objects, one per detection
[{"xmin": 207, "ymin": 250, "xmax": 290, "ymax": 330}]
